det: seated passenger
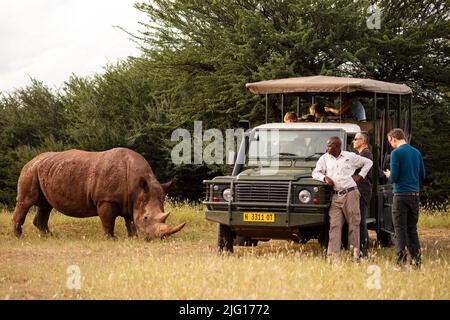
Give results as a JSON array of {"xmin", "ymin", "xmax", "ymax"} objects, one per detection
[
  {"xmin": 301, "ymin": 103, "xmax": 328, "ymax": 122},
  {"xmin": 284, "ymin": 111, "xmax": 298, "ymax": 123},
  {"xmin": 324, "ymin": 93, "xmax": 366, "ymax": 122},
  {"xmin": 313, "ymin": 103, "xmax": 328, "ymax": 123},
  {"xmin": 300, "ymin": 104, "xmax": 317, "ymax": 122}
]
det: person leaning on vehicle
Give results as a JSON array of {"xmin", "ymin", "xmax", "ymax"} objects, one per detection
[
  {"xmin": 352, "ymin": 131, "xmax": 373, "ymax": 257},
  {"xmin": 312, "ymin": 136, "xmax": 373, "ymax": 262},
  {"xmin": 384, "ymin": 128, "xmax": 426, "ymax": 270}
]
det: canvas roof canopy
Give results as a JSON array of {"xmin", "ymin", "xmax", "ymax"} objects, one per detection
[{"xmin": 246, "ymin": 75, "xmax": 412, "ymax": 95}]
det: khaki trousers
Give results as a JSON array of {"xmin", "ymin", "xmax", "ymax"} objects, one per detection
[{"xmin": 327, "ymin": 189, "xmax": 361, "ymax": 259}]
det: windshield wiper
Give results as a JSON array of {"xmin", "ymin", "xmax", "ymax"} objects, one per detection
[
  {"xmin": 305, "ymin": 152, "xmax": 325, "ymax": 161},
  {"xmin": 271, "ymin": 152, "xmax": 298, "ymax": 158}
]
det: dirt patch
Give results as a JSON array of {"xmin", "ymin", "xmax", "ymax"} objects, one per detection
[
  {"xmin": 419, "ymin": 228, "xmax": 450, "ymax": 250},
  {"xmin": 419, "ymin": 228, "xmax": 450, "ymax": 240}
]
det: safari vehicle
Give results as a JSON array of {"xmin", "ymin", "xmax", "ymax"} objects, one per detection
[{"xmin": 203, "ymin": 76, "xmax": 413, "ymax": 252}]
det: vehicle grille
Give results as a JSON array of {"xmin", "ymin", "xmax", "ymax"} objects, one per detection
[{"xmin": 235, "ymin": 184, "xmax": 289, "ymax": 203}]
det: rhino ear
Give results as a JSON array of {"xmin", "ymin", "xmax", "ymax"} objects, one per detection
[
  {"xmin": 139, "ymin": 178, "xmax": 149, "ymax": 193},
  {"xmin": 161, "ymin": 177, "xmax": 176, "ymax": 192}
]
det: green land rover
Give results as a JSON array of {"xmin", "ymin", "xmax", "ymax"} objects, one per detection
[{"xmin": 203, "ymin": 76, "xmax": 413, "ymax": 253}]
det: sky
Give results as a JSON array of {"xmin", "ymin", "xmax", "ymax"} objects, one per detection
[{"xmin": 0, "ymin": 0, "xmax": 146, "ymax": 93}]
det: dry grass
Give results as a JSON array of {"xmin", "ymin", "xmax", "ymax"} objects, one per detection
[
  {"xmin": 0, "ymin": 203, "xmax": 449, "ymax": 300},
  {"xmin": 418, "ymin": 208, "xmax": 450, "ymax": 229}
]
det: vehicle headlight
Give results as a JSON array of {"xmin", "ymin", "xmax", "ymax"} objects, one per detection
[
  {"xmin": 222, "ymin": 188, "xmax": 232, "ymax": 201},
  {"xmin": 298, "ymin": 189, "xmax": 311, "ymax": 203}
]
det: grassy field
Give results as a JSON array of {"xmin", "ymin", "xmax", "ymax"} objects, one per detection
[{"xmin": 0, "ymin": 200, "xmax": 449, "ymax": 300}]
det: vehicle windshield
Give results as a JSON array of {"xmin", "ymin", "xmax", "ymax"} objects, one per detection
[{"xmin": 247, "ymin": 129, "xmax": 345, "ymax": 164}]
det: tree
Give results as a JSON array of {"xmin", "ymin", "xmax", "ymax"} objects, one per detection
[
  {"xmin": 131, "ymin": 0, "xmax": 449, "ymax": 207},
  {"xmin": 0, "ymin": 80, "xmax": 70, "ymax": 205},
  {"xmin": 0, "ymin": 0, "xmax": 448, "ymax": 207}
]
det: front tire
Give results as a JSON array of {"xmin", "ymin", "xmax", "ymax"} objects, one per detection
[{"xmin": 217, "ymin": 224, "xmax": 234, "ymax": 253}]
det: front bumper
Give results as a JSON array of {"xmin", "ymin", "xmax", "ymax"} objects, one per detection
[{"xmin": 204, "ymin": 205, "xmax": 328, "ymax": 228}]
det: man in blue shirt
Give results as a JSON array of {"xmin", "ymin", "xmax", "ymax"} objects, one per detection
[{"xmin": 384, "ymin": 128, "xmax": 426, "ymax": 269}]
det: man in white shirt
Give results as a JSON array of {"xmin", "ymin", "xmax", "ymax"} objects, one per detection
[{"xmin": 312, "ymin": 136, "xmax": 373, "ymax": 261}]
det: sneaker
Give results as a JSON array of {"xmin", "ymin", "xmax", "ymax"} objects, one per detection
[
  {"xmin": 411, "ymin": 260, "xmax": 421, "ymax": 271},
  {"xmin": 360, "ymin": 249, "xmax": 369, "ymax": 259}
]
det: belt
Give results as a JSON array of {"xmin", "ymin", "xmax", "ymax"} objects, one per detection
[
  {"xmin": 394, "ymin": 192, "xmax": 420, "ymax": 196},
  {"xmin": 333, "ymin": 186, "xmax": 357, "ymax": 196}
]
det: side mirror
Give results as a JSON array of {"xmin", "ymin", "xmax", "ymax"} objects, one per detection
[{"xmin": 238, "ymin": 120, "xmax": 251, "ymax": 130}]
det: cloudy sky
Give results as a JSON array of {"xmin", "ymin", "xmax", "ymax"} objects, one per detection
[{"xmin": 0, "ymin": 0, "xmax": 146, "ymax": 93}]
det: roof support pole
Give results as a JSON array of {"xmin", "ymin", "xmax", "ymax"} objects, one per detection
[
  {"xmin": 408, "ymin": 94, "xmax": 412, "ymax": 141},
  {"xmin": 297, "ymin": 96, "xmax": 300, "ymax": 117},
  {"xmin": 372, "ymin": 92, "xmax": 378, "ymax": 228},
  {"xmin": 385, "ymin": 94, "xmax": 390, "ymax": 137},
  {"xmin": 265, "ymin": 94, "xmax": 268, "ymax": 124},
  {"xmin": 281, "ymin": 94, "xmax": 284, "ymax": 122},
  {"xmin": 397, "ymin": 95, "xmax": 401, "ymax": 128}
]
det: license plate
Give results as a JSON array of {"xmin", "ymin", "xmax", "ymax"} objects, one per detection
[{"xmin": 243, "ymin": 212, "xmax": 275, "ymax": 223}]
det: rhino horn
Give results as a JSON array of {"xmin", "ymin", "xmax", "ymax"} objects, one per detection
[
  {"xmin": 156, "ymin": 212, "xmax": 170, "ymax": 223},
  {"xmin": 160, "ymin": 223, "xmax": 186, "ymax": 239}
]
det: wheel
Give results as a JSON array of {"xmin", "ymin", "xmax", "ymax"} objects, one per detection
[
  {"xmin": 377, "ymin": 230, "xmax": 394, "ymax": 247},
  {"xmin": 235, "ymin": 235, "xmax": 258, "ymax": 247},
  {"xmin": 217, "ymin": 224, "xmax": 234, "ymax": 253}
]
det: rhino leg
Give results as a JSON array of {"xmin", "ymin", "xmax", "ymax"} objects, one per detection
[
  {"xmin": 97, "ymin": 202, "xmax": 118, "ymax": 239},
  {"xmin": 12, "ymin": 201, "xmax": 33, "ymax": 237},
  {"xmin": 12, "ymin": 173, "xmax": 41, "ymax": 237},
  {"xmin": 33, "ymin": 202, "xmax": 53, "ymax": 235},
  {"xmin": 125, "ymin": 217, "xmax": 137, "ymax": 237}
]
